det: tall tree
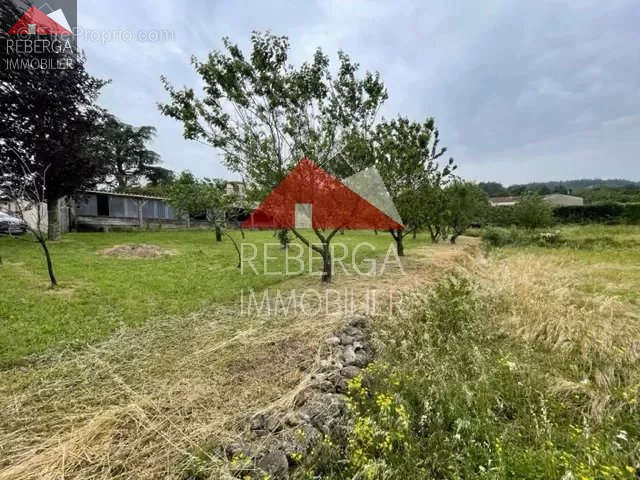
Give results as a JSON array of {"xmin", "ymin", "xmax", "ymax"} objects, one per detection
[
  {"xmin": 159, "ymin": 31, "xmax": 387, "ymax": 282},
  {"xmin": 92, "ymin": 115, "xmax": 162, "ymax": 191},
  {"xmin": 444, "ymin": 181, "xmax": 490, "ymax": 244},
  {"xmin": 0, "ymin": 1, "xmax": 109, "ymax": 240},
  {"xmin": 371, "ymin": 117, "xmax": 456, "ymax": 254}
]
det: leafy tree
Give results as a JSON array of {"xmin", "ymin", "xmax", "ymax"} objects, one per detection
[
  {"xmin": 479, "ymin": 182, "xmax": 508, "ymax": 197},
  {"xmin": 92, "ymin": 114, "xmax": 162, "ymax": 191},
  {"xmin": 165, "ymin": 172, "xmax": 202, "ymax": 226},
  {"xmin": 0, "ymin": 1, "xmax": 109, "ymax": 240},
  {"xmin": 416, "ymin": 182, "xmax": 450, "ymax": 243},
  {"xmin": 444, "ymin": 181, "xmax": 490, "ymax": 243},
  {"xmin": 513, "ymin": 194, "xmax": 553, "ymax": 229},
  {"xmin": 167, "ymin": 173, "xmax": 236, "ymax": 242},
  {"xmin": 159, "ymin": 31, "xmax": 387, "ymax": 282},
  {"xmin": 125, "ymin": 166, "xmax": 176, "ymax": 197},
  {"xmin": 370, "ymin": 117, "xmax": 456, "ymax": 255}
]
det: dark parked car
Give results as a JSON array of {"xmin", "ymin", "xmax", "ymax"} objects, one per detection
[{"xmin": 0, "ymin": 212, "xmax": 28, "ymax": 235}]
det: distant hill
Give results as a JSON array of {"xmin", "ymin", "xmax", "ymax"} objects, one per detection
[
  {"xmin": 521, "ymin": 179, "xmax": 640, "ymax": 190},
  {"xmin": 479, "ymin": 179, "xmax": 640, "ymax": 204}
]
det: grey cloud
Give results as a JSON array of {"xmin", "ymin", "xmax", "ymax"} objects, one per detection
[{"xmin": 78, "ymin": 0, "xmax": 640, "ymax": 184}]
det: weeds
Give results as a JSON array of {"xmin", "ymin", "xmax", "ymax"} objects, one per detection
[{"xmin": 299, "ymin": 265, "xmax": 640, "ymax": 479}]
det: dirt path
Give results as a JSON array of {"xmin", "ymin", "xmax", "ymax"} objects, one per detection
[{"xmin": 0, "ymin": 241, "xmax": 477, "ymax": 480}]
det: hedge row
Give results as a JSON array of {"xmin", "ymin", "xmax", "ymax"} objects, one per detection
[
  {"xmin": 553, "ymin": 203, "xmax": 640, "ymax": 224},
  {"xmin": 487, "ymin": 203, "xmax": 640, "ymax": 225}
]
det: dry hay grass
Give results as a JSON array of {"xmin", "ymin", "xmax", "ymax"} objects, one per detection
[
  {"xmin": 475, "ymin": 251, "xmax": 640, "ymax": 420},
  {"xmin": 0, "ymin": 241, "xmax": 474, "ymax": 479},
  {"xmin": 98, "ymin": 244, "xmax": 177, "ymax": 258}
]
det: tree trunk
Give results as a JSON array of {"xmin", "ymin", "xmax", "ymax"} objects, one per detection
[
  {"xmin": 427, "ymin": 225, "xmax": 438, "ymax": 243},
  {"xmin": 321, "ymin": 242, "xmax": 332, "ymax": 283},
  {"xmin": 395, "ymin": 231, "xmax": 405, "ymax": 257},
  {"xmin": 240, "ymin": 229, "xmax": 245, "ymax": 240},
  {"xmin": 450, "ymin": 234, "xmax": 458, "ymax": 244},
  {"xmin": 38, "ymin": 237, "xmax": 57, "ymax": 287},
  {"xmin": 290, "ymin": 228, "xmax": 337, "ymax": 283},
  {"xmin": 215, "ymin": 225, "xmax": 222, "ymax": 242},
  {"xmin": 390, "ymin": 229, "xmax": 405, "ymax": 257},
  {"xmin": 412, "ymin": 230, "xmax": 417, "ymax": 239},
  {"xmin": 47, "ymin": 199, "xmax": 60, "ymax": 240}
]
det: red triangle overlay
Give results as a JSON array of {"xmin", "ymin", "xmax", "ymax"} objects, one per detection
[
  {"xmin": 8, "ymin": 6, "xmax": 72, "ymax": 35},
  {"xmin": 242, "ymin": 158, "xmax": 404, "ymax": 230}
]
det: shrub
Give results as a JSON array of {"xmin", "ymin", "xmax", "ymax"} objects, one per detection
[
  {"xmin": 487, "ymin": 205, "xmax": 516, "ymax": 226},
  {"xmin": 482, "ymin": 226, "xmax": 533, "ymax": 247},
  {"xmin": 553, "ymin": 203, "xmax": 625, "ymax": 224},
  {"xmin": 513, "ymin": 194, "xmax": 553, "ymax": 229}
]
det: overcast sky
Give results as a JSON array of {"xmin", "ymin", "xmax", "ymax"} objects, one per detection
[{"xmin": 79, "ymin": 0, "xmax": 640, "ymax": 185}]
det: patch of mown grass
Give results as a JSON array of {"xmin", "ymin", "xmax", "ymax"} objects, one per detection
[
  {"xmin": 297, "ymin": 269, "xmax": 640, "ymax": 479},
  {"xmin": 0, "ymin": 229, "xmax": 414, "ymax": 367}
]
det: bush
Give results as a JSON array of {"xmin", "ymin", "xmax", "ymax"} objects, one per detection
[
  {"xmin": 552, "ymin": 202, "xmax": 640, "ymax": 225},
  {"xmin": 553, "ymin": 203, "xmax": 625, "ymax": 224},
  {"xmin": 482, "ymin": 227, "xmax": 528, "ymax": 247},
  {"xmin": 487, "ymin": 205, "xmax": 516, "ymax": 227},
  {"xmin": 483, "ymin": 227, "xmax": 566, "ymax": 248},
  {"xmin": 512, "ymin": 194, "xmax": 553, "ymax": 229}
]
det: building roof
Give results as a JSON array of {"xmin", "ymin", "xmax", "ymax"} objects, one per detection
[
  {"xmin": 543, "ymin": 194, "xmax": 582, "ymax": 200},
  {"xmin": 489, "ymin": 196, "xmax": 520, "ymax": 206},
  {"xmin": 81, "ymin": 191, "xmax": 169, "ymax": 201}
]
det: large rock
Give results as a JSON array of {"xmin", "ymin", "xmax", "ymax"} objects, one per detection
[
  {"xmin": 352, "ymin": 350, "xmax": 370, "ymax": 368},
  {"xmin": 257, "ymin": 450, "xmax": 289, "ymax": 479},
  {"xmin": 280, "ymin": 423, "xmax": 321, "ymax": 459},
  {"xmin": 339, "ymin": 333, "xmax": 354, "ymax": 345},
  {"xmin": 348, "ymin": 314, "xmax": 369, "ymax": 329},
  {"xmin": 340, "ymin": 365, "xmax": 361, "ymax": 379},
  {"xmin": 342, "ymin": 345, "xmax": 357, "ymax": 366},
  {"xmin": 299, "ymin": 393, "xmax": 347, "ymax": 434}
]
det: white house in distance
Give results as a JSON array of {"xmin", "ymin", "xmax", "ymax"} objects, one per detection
[{"xmin": 490, "ymin": 194, "xmax": 584, "ymax": 207}]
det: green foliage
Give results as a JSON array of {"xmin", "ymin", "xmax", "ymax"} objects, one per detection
[
  {"xmin": 552, "ymin": 203, "xmax": 640, "ymax": 225},
  {"xmin": 160, "ymin": 31, "xmax": 389, "ymax": 280},
  {"xmin": 166, "ymin": 172, "xmax": 234, "ymax": 229},
  {"xmin": 90, "ymin": 114, "xmax": 162, "ymax": 191},
  {"xmin": 577, "ymin": 186, "xmax": 640, "ymax": 204},
  {"xmin": 479, "ymin": 181, "xmax": 509, "ymax": 197},
  {"xmin": 369, "ymin": 117, "xmax": 456, "ymax": 246},
  {"xmin": 512, "ymin": 194, "xmax": 554, "ymax": 229},
  {"xmin": 482, "ymin": 227, "xmax": 565, "ymax": 248},
  {"xmin": 443, "ymin": 181, "xmax": 490, "ymax": 242},
  {"xmin": 300, "ymin": 274, "xmax": 640, "ymax": 479},
  {"xmin": 159, "ymin": 31, "xmax": 387, "ymax": 191},
  {"xmin": 487, "ymin": 205, "xmax": 517, "ymax": 226}
]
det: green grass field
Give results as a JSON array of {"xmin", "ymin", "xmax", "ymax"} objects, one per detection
[
  {"xmin": 0, "ymin": 229, "xmax": 415, "ymax": 367},
  {"xmin": 3, "ymin": 225, "xmax": 639, "ymax": 479}
]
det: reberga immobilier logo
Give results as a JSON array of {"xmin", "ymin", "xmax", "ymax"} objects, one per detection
[
  {"xmin": 242, "ymin": 158, "xmax": 403, "ymax": 231},
  {"xmin": 2, "ymin": 0, "xmax": 77, "ymax": 70}
]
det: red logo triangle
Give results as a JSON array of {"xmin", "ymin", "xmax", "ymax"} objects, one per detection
[
  {"xmin": 242, "ymin": 158, "xmax": 404, "ymax": 230},
  {"xmin": 8, "ymin": 5, "xmax": 72, "ymax": 35}
]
